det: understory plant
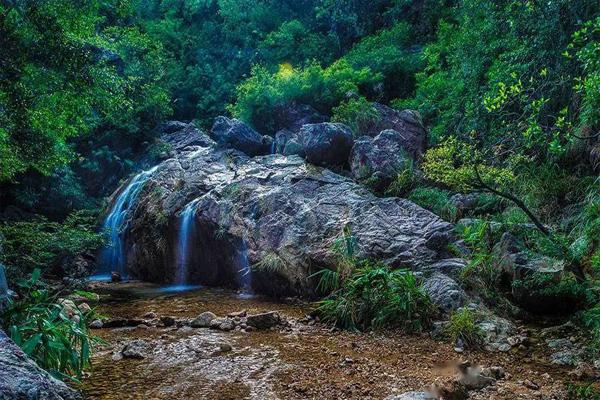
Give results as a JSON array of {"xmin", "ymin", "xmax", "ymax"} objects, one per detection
[
  {"xmin": 0, "ymin": 269, "xmax": 98, "ymax": 381},
  {"xmin": 445, "ymin": 308, "xmax": 484, "ymax": 349},
  {"xmin": 315, "ymin": 260, "xmax": 434, "ymax": 332}
]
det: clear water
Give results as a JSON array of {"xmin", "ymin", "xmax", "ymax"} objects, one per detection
[
  {"xmin": 152, "ymin": 284, "xmax": 203, "ymax": 294},
  {"xmin": 176, "ymin": 199, "xmax": 200, "ymax": 285},
  {"xmin": 98, "ymin": 166, "xmax": 159, "ymax": 277},
  {"xmin": 88, "ymin": 274, "xmax": 113, "ymax": 282}
]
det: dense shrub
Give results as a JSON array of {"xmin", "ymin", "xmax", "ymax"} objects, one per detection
[
  {"xmin": 315, "ymin": 261, "xmax": 434, "ymax": 331},
  {"xmin": 332, "ymin": 97, "xmax": 379, "ymax": 136},
  {"xmin": 0, "ymin": 212, "xmax": 105, "ymax": 281},
  {"xmin": 229, "ymin": 61, "xmax": 378, "ymax": 133},
  {"xmin": 0, "ymin": 270, "xmax": 98, "ymax": 381}
]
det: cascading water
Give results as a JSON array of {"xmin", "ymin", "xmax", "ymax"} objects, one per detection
[
  {"xmin": 97, "ymin": 166, "xmax": 159, "ymax": 278},
  {"xmin": 235, "ymin": 239, "xmax": 253, "ymax": 297},
  {"xmin": 175, "ymin": 199, "xmax": 200, "ymax": 285}
]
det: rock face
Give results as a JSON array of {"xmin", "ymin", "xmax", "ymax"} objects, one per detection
[
  {"xmin": 360, "ymin": 103, "xmax": 427, "ymax": 159},
  {"xmin": 211, "ymin": 116, "xmax": 272, "ymax": 156},
  {"xmin": 115, "ymin": 123, "xmax": 455, "ymax": 297},
  {"xmin": 298, "ymin": 123, "xmax": 354, "ymax": 167},
  {"xmin": 423, "ymin": 273, "xmax": 468, "ymax": 313},
  {"xmin": 350, "ymin": 129, "xmax": 414, "ymax": 185},
  {"xmin": 0, "ymin": 330, "xmax": 82, "ymax": 400},
  {"xmin": 160, "ymin": 122, "xmax": 216, "ymax": 152}
]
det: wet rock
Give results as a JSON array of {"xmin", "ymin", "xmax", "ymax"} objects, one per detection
[
  {"xmin": 211, "ymin": 116, "xmax": 270, "ymax": 156},
  {"xmin": 0, "ymin": 330, "xmax": 82, "ymax": 400},
  {"xmin": 119, "ymin": 142, "xmax": 454, "ymax": 297},
  {"xmin": 89, "ymin": 319, "xmax": 104, "ymax": 329},
  {"xmin": 121, "ymin": 339, "xmax": 150, "ymax": 359},
  {"xmin": 298, "ymin": 123, "xmax": 354, "ymax": 167},
  {"xmin": 210, "ymin": 317, "xmax": 235, "ymax": 331},
  {"xmin": 349, "ymin": 130, "xmax": 415, "ymax": 186},
  {"xmin": 522, "ymin": 379, "xmax": 540, "ymax": 390},
  {"xmin": 246, "ymin": 311, "xmax": 281, "ymax": 330},
  {"xmin": 422, "ymin": 273, "xmax": 468, "ymax": 313},
  {"xmin": 190, "ymin": 311, "xmax": 217, "ymax": 328},
  {"xmin": 111, "ymin": 271, "xmax": 122, "ymax": 282},
  {"xmin": 103, "ymin": 318, "xmax": 145, "ymax": 328},
  {"xmin": 143, "ymin": 311, "xmax": 157, "ymax": 319},
  {"xmin": 160, "ymin": 316, "xmax": 176, "ymax": 327},
  {"xmin": 217, "ymin": 342, "xmax": 233, "ymax": 352}
]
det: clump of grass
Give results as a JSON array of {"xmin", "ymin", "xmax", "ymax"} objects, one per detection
[
  {"xmin": 314, "ymin": 260, "xmax": 434, "ymax": 332},
  {"xmin": 254, "ymin": 251, "xmax": 286, "ymax": 274},
  {"xmin": 445, "ymin": 308, "xmax": 484, "ymax": 349},
  {"xmin": 407, "ymin": 187, "xmax": 458, "ymax": 222}
]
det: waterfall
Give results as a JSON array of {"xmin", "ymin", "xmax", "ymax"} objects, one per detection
[
  {"xmin": 235, "ymin": 240, "xmax": 253, "ymax": 296},
  {"xmin": 99, "ymin": 166, "xmax": 159, "ymax": 277},
  {"xmin": 176, "ymin": 199, "xmax": 200, "ymax": 285}
]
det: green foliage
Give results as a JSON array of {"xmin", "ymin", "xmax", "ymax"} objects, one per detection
[
  {"xmin": 0, "ymin": 212, "xmax": 105, "ymax": 281},
  {"xmin": 332, "ymin": 97, "xmax": 379, "ymax": 136},
  {"xmin": 316, "ymin": 261, "xmax": 434, "ymax": 331},
  {"xmin": 385, "ymin": 159, "xmax": 417, "ymax": 198},
  {"xmin": 567, "ymin": 384, "xmax": 600, "ymax": 400},
  {"xmin": 230, "ymin": 60, "xmax": 378, "ymax": 133},
  {"xmin": 445, "ymin": 308, "xmax": 484, "ymax": 348},
  {"xmin": 407, "ymin": 187, "xmax": 457, "ymax": 222},
  {"xmin": 0, "ymin": 270, "xmax": 98, "ymax": 381},
  {"xmin": 0, "ymin": 0, "xmax": 170, "ymax": 183}
]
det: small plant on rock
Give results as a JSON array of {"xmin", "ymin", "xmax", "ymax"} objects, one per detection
[{"xmin": 445, "ymin": 308, "xmax": 484, "ymax": 349}]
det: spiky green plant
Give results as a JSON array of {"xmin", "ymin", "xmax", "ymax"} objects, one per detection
[{"xmin": 315, "ymin": 261, "xmax": 434, "ymax": 331}]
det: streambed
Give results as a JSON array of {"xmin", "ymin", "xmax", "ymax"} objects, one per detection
[{"xmin": 80, "ymin": 282, "xmax": 576, "ymax": 399}]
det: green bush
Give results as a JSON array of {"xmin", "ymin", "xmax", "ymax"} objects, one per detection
[
  {"xmin": 511, "ymin": 272, "xmax": 591, "ymax": 315},
  {"xmin": 332, "ymin": 97, "xmax": 380, "ymax": 136},
  {"xmin": 315, "ymin": 261, "xmax": 434, "ymax": 331},
  {"xmin": 0, "ymin": 211, "xmax": 105, "ymax": 281},
  {"xmin": 385, "ymin": 158, "xmax": 417, "ymax": 197},
  {"xmin": 229, "ymin": 60, "xmax": 379, "ymax": 134},
  {"xmin": 445, "ymin": 308, "xmax": 484, "ymax": 348},
  {"xmin": 567, "ymin": 384, "xmax": 600, "ymax": 400},
  {"xmin": 0, "ymin": 270, "xmax": 98, "ymax": 381},
  {"xmin": 407, "ymin": 187, "xmax": 458, "ymax": 222}
]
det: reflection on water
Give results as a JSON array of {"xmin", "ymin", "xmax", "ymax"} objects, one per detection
[{"xmin": 152, "ymin": 284, "xmax": 203, "ymax": 294}]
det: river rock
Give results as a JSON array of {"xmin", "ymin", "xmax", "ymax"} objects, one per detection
[
  {"xmin": 211, "ymin": 116, "xmax": 271, "ymax": 156},
  {"xmin": 0, "ymin": 330, "xmax": 82, "ymax": 400},
  {"xmin": 298, "ymin": 122, "xmax": 354, "ymax": 167},
  {"xmin": 246, "ymin": 311, "xmax": 280, "ymax": 330},
  {"xmin": 210, "ymin": 317, "xmax": 235, "ymax": 331},
  {"xmin": 190, "ymin": 311, "xmax": 217, "ymax": 328},
  {"xmin": 349, "ymin": 129, "xmax": 415, "ymax": 186},
  {"xmin": 113, "ymin": 122, "xmax": 456, "ymax": 296},
  {"xmin": 121, "ymin": 339, "xmax": 150, "ymax": 359},
  {"xmin": 90, "ymin": 319, "xmax": 104, "ymax": 329}
]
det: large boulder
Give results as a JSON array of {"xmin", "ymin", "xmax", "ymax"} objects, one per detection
[
  {"xmin": 349, "ymin": 129, "xmax": 414, "ymax": 186},
  {"xmin": 298, "ymin": 123, "xmax": 354, "ymax": 167},
  {"xmin": 0, "ymin": 330, "xmax": 82, "ymax": 399},
  {"xmin": 423, "ymin": 273, "xmax": 468, "ymax": 313},
  {"xmin": 211, "ymin": 116, "xmax": 271, "ymax": 156},
  {"xmin": 272, "ymin": 103, "xmax": 329, "ymax": 133},
  {"xmin": 114, "ymin": 140, "xmax": 455, "ymax": 297},
  {"xmin": 360, "ymin": 103, "xmax": 427, "ymax": 159},
  {"xmin": 160, "ymin": 122, "xmax": 215, "ymax": 152}
]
